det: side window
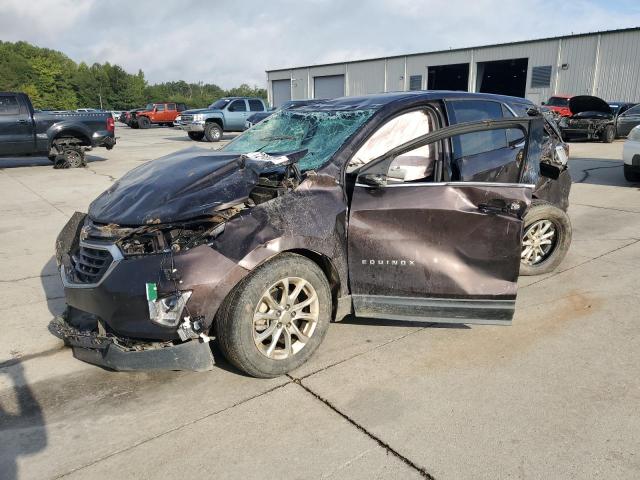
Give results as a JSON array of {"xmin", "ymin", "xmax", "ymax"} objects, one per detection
[
  {"xmin": 167, "ymin": 103, "xmax": 176, "ymax": 111},
  {"xmin": 623, "ymin": 105, "xmax": 640, "ymax": 116},
  {"xmin": 501, "ymin": 104, "xmax": 526, "ymax": 145},
  {"xmin": 447, "ymin": 126, "xmax": 527, "ymax": 183},
  {"xmin": 177, "ymin": 104, "xmax": 186, "ymax": 112},
  {"xmin": 0, "ymin": 96, "xmax": 20, "ymax": 115},
  {"xmin": 348, "ymin": 110, "xmax": 435, "ymax": 173},
  {"xmin": 448, "ymin": 100, "xmax": 507, "ymax": 159},
  {"xmin": 228, "ymin": 100, "xmax": 247, "ymax": 112},
  {"xmin": 249, "ymin": 100, "xmax": 264, "ymax": 112},
  {"xmin": 387, "ymin": 143, "xmax": 437, "ymax": 183},
  {"xmin": 156, "ymin": 104, "xmax": 165, "ymax": 112}
]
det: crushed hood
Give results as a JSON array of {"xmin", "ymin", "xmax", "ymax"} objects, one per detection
[
  {"xmin": 88, "ymin": 148, "xmax": 289, "ymax": 226},
  {"xmin": 569, "ymin": 95, "xmax": 612, "ymax": 115}
]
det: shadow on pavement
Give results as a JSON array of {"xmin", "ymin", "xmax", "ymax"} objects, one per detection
[
  {"xmin": 0, "ymin": 362, "xmax": 47, "ymax": 480},
  {"xmin": 41, "ymin": 257, "xmax": 65, "ymax": 322},
  {"xmin": 0, "ymin": 155, "xmax": 107, "ymax": 169},
  {"xmin": 568, "ymin": 158, "xmax": 638, "ymax": 187}
]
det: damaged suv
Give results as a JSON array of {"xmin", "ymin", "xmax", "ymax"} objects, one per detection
[
  {"xmin": 557, "ymin": 95, "xmax": 618, "ymax": 143},
  {"xmin": 51, "ymin": 92, "xmax": 571, "ymax": 378}
]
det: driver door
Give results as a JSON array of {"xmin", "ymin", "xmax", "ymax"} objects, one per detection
[{"xmin": 347, "ymin": 117, "xmax": 543, "ymax": 325}]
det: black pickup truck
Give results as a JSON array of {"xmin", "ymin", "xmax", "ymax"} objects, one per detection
[{"xmin": 0, "ymin": 92, "xmax": 116, "ymax": 167}]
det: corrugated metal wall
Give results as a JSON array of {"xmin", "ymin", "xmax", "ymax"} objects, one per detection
[{"xmin": 267, "ymin": 29, "xmax": 640, "ymax": 105}]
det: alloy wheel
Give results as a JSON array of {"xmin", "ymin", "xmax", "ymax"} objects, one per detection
[
  {"xmin": 253, "ymin": 277, "xmax": 319, "ymax": 360},
  {"xmin": 521, "ymin": 219, "xmax": 557, "ymax": 265}
]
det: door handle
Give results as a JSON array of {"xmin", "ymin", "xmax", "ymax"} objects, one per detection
[
  {"xmin": 478, "ymin": 200, "xmax": 523, "ymax": 215},
  {"xmin": 17, "ymin": 119, "xmax": 29, "ymax": 124}
]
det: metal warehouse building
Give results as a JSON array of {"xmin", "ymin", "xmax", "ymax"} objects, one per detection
[{"xmin": 266, "ymin": 27, "xmax": 640, "ymax": 107}]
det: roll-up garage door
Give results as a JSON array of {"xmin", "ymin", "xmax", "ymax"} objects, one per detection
[
  {"xmin": 314, "ymin": 75, "xmax": 345, "ymax": 99},
  {"xmin": 272, "ymin": 79, "xmax": 292, "ymax": 108}
]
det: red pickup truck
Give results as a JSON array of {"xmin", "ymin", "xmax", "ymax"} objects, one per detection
[
  {"xmin": 543, "ymin": 95, "xmax": 573, "ymax": 117},
  {"xmin": 132, "ymin": 102, "xmax": 187, "ymax": 129}
]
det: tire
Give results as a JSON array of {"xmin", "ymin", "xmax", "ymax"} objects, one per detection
[
  {"xmin": 129, "ymin": 120, "xmax": 139, "ymax": 129},
  {"xmin": 602, "ymin": 125, "xmax": 615, "ymax": 143},
  {"xmin": 138, "ymin": 116, "xmax": 151, "ymax": 129},
  {"xmin": 204, "ymin": 122, "xmax": 223, "ymax": 142},
  {"xmin": 188, "ymin": 131, "xmax": 205, "ymax": 141},
  {"xmin": 216, "ymin": 253, "xmax": 332, "ymax": 378},
  {"xmin": 520, "ymin": 200, "xmax": 572, "ymax": 276},
  {"xmin": 53, "ymin": 147, "xmax": 85, "ymax": 169},
  {"xmin": 624, "ymin": 164, "xmax": 640, "ymax": 182},
  {"xmin": 48, "ymin": 154, "xmax": 56, "ymax": 162}
]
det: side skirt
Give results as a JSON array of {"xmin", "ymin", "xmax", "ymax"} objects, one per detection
[{"xmin": 352, "ymin": 295, "xmax": 515, "ymax": 325}]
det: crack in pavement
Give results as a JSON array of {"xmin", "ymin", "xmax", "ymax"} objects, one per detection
[
  {"xmin": 85, "ymin": 166, "xmax": 116, "ymax": 182},
  {"xmin": 573, "ymin": 164, "xmax": 621, "ymax": 184},
  {"xmin": 291, "ymin": 378, "xmax": 435, "ymax": 479},
  {"xmin": 54, "ymin": 381, "xmax": 291, "ymax": 479},
  {"xmin": 572, "ymin": 202, "xmax": 640, "ymax": 215}
]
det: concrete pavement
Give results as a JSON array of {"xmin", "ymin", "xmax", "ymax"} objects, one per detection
[{"xmin": 0, "ymin": 127, "xmax": 638, "ymax": 479}]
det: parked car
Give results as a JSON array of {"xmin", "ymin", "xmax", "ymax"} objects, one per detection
[
  {"xmin": 177, "ymin": 97, "xmax": 268, "ymax": 141},
  {"xmin": 131, "ymin": 102, "xmax": 187, "ymax": 129},
  {"xmin": 51, "ymin": 91, "xmax": 571, "ymax": 377},
  {"xmin": 613, "ymin": 103, "xmax": 640, "ymax": 138},
  {"xmin": 623, "ymin": 125, "xmax": 640, "ymax": 182},
  {"xmin": 0, "ymin": 92, "xmax": 115, "ymax": 167},
  {"xmin": 557, "ymin": 95, "xmax": 618, "ymax": 142},
  {"xmin": 122, "ymin": 108, "xmax": 146, "ymax": 127},
  {"xmin": 542, "ymin": 95, "xmax": 573, "ymax": 117},
  {"xmin": 244, "ymin": 100, "xmax": 329, "ymax": 130}
]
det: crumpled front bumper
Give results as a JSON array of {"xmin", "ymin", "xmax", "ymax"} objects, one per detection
[{"xmin": 49, "ymin": 314, "xmax": 215, "ymax": 371}]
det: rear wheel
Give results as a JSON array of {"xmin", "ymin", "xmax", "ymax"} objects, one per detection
[
  {"xmin": 602, "ymin": 125, "xmax": 615, "ymax": 143},
  {"xmin": 188, "ymin": 131, "xmax": 205, "ymax": 141},
  {"xmin": 138, "ymin": 116, "xmax": 151, "ymax": 129},
  {"xmin": 53, "ymin": 147, "xmax": 85, "ymax": 169},
  {"xmin": 204, "ymin": 122, "xmax": 223, "ymax": 142},
  {"xmin": 520, "ymin": 201, "xmax": 572, "ymax": 276},
  {"xmin": 216, "ymin": 253, "xmax": 331, "ymax": 378}
]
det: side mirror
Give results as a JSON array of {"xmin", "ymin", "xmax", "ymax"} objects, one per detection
[
  {"xmin": 553, "ymin": 145, "xmax": 568, "ymax": 166},
  {"xmin": 358, "ymin": 173, "xmax": 387, "ymax": 188},
  {"xmin": 541, "ymin": 101, "xmax": 546, "ymax": 106}
]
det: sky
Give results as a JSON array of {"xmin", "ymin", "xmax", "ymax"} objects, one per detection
[{"xmin": 1, "ymin": 0, "xmax": 639, "ymax": 88}]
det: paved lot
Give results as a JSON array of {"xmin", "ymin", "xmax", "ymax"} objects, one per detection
[{"xmin": 1, "ymin": 125, "xmax": 639, "ymax": 479}]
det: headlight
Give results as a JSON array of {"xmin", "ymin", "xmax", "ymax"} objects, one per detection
[
  {"xmin": 193, "ymin": 114, "xmax": 204, "ymax": 121},
  {"xmin": 629, "ymin": 126, "xmax": 640, "ymax": 141},
  {"xmin": 146, "ymin": 287, "xmax": 192, "ymax": 327}
]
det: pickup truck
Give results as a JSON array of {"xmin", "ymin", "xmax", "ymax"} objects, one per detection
[
  {"xmin": 131, "ymin": 102, "xmax": 187, "ymax": 129},
  {"xmin": 177, "ymin": 97, "xmax": 268, "ymax": 141},
  {"xmin": 0, "ymin": 92, "xmax": 116, "ymax": 168}
]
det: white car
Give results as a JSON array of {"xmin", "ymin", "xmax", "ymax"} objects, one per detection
[{"xmin": 623, "ymin": 125, "xmax": 640, "ymax": 182}]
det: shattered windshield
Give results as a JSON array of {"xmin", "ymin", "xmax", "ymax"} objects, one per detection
[{"xmin": 221, "ymin": 108, "xmax": 375, "ymax": 171}]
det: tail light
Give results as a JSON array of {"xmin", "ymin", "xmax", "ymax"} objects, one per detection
[{"xmin": 107, "ymin": 116, "xmax": 115, "ymax": 133}]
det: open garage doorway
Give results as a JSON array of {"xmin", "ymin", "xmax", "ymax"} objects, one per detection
[
  {"xmin": 427, "ymin": 63, "xmax": 469, "ymax": 91},
  {"xmin": 476, "ymin": 58, "xmax": 528, "ymax": 98}
]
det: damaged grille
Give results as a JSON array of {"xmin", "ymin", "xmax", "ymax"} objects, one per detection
[{"xmin": 71, "ymin": 244, "xmax": 114, "ymax": 284}]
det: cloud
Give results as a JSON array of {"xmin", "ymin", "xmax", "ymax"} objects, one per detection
[{"xmin": 1, "ymin": 0, "xmax": 639, "ymax": 88}]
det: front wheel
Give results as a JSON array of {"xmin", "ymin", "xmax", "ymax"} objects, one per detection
[
  {"xmin": 520, "ymin": 201, "xmax": 572, "ymax": 276},
  {"xmin": 204, "ymin": 122, "xmax": 223, "ymax": 142},
  {"xmin": 602, "ymin": 125, "xmax": 615, "ymax": 143},
  {"xmin": 188, "ymin": 131, "xmax": 205, "ymax": 141},
  {"xmin": 216, "ymin": 253, "xmax": 331, "ymax": 378},
  {"xmin": 137, "ymin": 116, "xmax": 151, "ymax": 129}
]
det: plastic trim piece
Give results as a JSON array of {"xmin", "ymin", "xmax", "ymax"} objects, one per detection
[{"xmin": 61, "ymin": 240, "xmax": 124, "ymax": 289}]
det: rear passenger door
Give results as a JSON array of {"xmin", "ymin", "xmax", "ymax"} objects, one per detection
[
  {"xmin": 166, "ymin": 103, "xmax": 177, "ymax": 121},
  {"xmin": 226, "ymin": 100, "xmax": 249, "ymax": 130},
  {"xmin": 0, "ymin": 94, "xmax": 34, "ymax": 155},
  {"xmin": 446, "ymin": 99, "xmax": 525, "ymax": 182}
]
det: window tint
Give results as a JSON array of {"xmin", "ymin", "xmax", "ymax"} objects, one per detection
[
  {"xmin": 167, "ymin": 103, "xmax": 176, "ymax": 111},
  {"xmin": 229, "ymin": 100, "xmax": 247, "ymax": 112},
  {"xmin": 156, "ymin": 104, "xmax": 165, "ymax": 112},
  {"xmin": 448, "ymin": 127, "xmax": 526, "ymax": 183},
  {"xmin": 448, "ymin": 100, "xmax": 506, "ymax": 158},
  {"xmin": 409, "ymin": 75, "xmax": 422, "ymax": 91},
  {"xmin": 501, "ymin": 105, "xmax": 526, "ymax": 144},
  {"xmin": 0, "ymin": 96, "xmax": 20, "ymax": 115},
  {"xmin": 348, "ymin": 110, "xmax": 434, "ymax": 172},
  {"xmin": 248, "ymin": 99, "xmax": 264, "ymax": 112}
]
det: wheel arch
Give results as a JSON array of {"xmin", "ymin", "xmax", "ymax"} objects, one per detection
[
  {"xmin": 205, "ymin": 117, "xmax": 224, "ymax": 129},
  {"xmin": 51, "ymin": 129, "xmax": 91, "ymax": 146}
]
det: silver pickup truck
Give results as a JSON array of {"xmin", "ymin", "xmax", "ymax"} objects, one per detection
[
  {"xmin": 0, "ymin": 92, "xmax": 116, "ymax": 167},
  {"xmin": 176, "ymin": 97, "xmax": 268, "ymax": 142}
]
